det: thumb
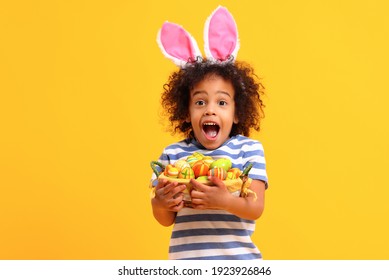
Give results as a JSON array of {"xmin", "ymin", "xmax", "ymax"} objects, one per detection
[
  {"xmin": 208, "ymin": 175, "xmax": 227, "ymax": 190},
  {"xmin": 190, "ymin": 178, "xmax": 207, "ymax": 192}
]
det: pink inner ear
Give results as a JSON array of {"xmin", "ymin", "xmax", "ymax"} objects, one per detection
[
  {"xmin": 208, "ymin": 8, "xmax": 237, "ymax": 60},
  {"xmin": 161, "ymin": 23, "xmax": 197, "ymax": 62}
]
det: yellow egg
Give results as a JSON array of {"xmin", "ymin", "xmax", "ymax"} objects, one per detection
[
  {"xmin": 186, "ymin": 156, "xmax": 199, "ymax": 167},
  {"xmin": 178, "ymin": 167, "xmax": 195, "ymax": 179},
  {"xmin": 226, "ymin": 172, "xmax": 235, "ymax": 180},
  {"xmin": 192, "ymin": 152, "xmax": 204, "ymax": 160},
  {"xmin": 203, "ymin": 156, "xmax": 214, "ymax": 165},
  {"xmin": 174, "ymin": 159, "xmax": 190, "ymax": 171},
  {"xmin": 163, "ymin": 164, "xmax": 174, "ymax": 176},
  {"xmin": 227, "ymin": 168, "xmax": 242, "ymax": 179},
  {"xmin": 166, "ymin": 167, "xmax": 179, "ymax": 178}
]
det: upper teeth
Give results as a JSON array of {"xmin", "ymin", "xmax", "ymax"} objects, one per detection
[{"xmin": 203, "ymin": 122, "xmax": 217, "ymax": 125}]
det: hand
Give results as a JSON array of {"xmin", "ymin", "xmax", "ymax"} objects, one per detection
[
  {"xmin": 153, "ymin": 179, "xmax": 186, "ymax": 212},
  {"xmin": 190, "ymin": 176, "xmax": 232, "ymax": 210}
]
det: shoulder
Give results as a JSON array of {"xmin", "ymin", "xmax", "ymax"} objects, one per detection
[
  {"xmin": 160, "ymin": 139, "xmax": 198, "ymax": 160},
  {"xmin": 228, "ymin": 135, "xmax": 265, "ymax": 153},
  {"xmin": 163, "ymin": 139, "xmax": 193, "ymax": 152},
  {"xmin": 230, "ymin": 136, "xmax": 268, "ymax": 185}
]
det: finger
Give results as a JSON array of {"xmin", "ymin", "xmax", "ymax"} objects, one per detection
[
  {"xmin": 156, "ymin": 178, "xmax": 168, "ymax": 190},
  {"xmin": 172, "ymin": 186, "xmax": 186, "ymax": 198},
  {"xmin": 171, "ymin": 184, "xmax": 186, "ymax": 198},
  {"xmin": 190, "ymin": 189, "xmax": 205, "ymax": 199},
  {"xmin": 155, "ymin": 187, "xmax": 167, "ymax": 198},
  {"xmin": 176, "ymin": 194, "xmax": 185, "ymax": 204},
  {"xmin": 156, "ymin": 180, "xmax": 180, "ymax": 198},
  {"xmin": 190, "ymin": 197, "xmax": 204, "ymax": 206},
  {"xmin": 162, "ymin": 181, "xmax": 179, "ymax": 195},
  {"xmin": 190, "ymin": 179, "xmax": 208, "ymax": 192},
  {"xmin": 176, "ymin": 184, "xmax": 187, "ymax": 193},
  {"xmin": 208, "ymin": 175, "xmax": 226, "ymax": 189},
  {"xmin": 155, "ymin": 183, "xmax": 177, "ymax": 199},
  {"xmin": 169, "ymin": 194, "xmax": 185, "ymax": 208},
  {"xmin": 172, "ymin": 191, "xmax": 185, "ymax": 199},
  {"xmin": 171, "ymin": 200, "xmax": 184, "ymax": 212}
]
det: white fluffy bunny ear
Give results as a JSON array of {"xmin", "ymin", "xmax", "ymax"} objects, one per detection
[
  {"xmin": 157, "ymin": 22, "xmax": 203, "ymax": 68},
  {"xmin": 204, "ymin": 6, "xmax": 240, "ymax": 62}
]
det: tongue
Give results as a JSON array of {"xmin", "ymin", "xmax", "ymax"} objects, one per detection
[{"xmin": 204, "ymin": 126, "xmax": 218, "ymax": 138}]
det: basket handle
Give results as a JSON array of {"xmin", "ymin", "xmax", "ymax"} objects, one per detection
[
  {"xmin": 150, "ymin": 161, "xmax": 165, "ymax": 177},
  {"xmin": 239, "ymin": 162, "xmax": 253, "ymax": 198},
  {"xmin": 240, "ymin": 162, "xmax": 253, "ymax": 178}
]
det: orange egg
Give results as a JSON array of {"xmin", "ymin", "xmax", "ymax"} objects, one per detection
[
  {"xmin": 192, "ymin": 160, "xmax": 210, "ymax": 178},
  {"xmin": 164, "ymin": 164, "xmax": 174, "ymax": 176}
]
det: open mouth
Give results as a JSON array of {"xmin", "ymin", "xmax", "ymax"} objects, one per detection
[{"xmin": 202, "ymin": 122, "xmax": 220, "ymax": 139}]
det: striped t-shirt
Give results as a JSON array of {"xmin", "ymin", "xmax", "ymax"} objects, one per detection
[{"xmin": 152, "ymin": 135, "xmax": 268, "ymax": 260}]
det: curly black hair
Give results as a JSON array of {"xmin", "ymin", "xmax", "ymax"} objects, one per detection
[{"xmin": 161, "ymin": 59, "xmax": 265, "ymax": 138}]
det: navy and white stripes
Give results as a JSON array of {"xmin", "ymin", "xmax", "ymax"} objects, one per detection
[{"xmin": 169, "ymin": 209, "xmax": 262, "ymax": 260}]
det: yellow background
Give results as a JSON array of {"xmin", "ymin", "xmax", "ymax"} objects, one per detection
[{"xmin": 1, "ymin": 0, "xmax": 388, "ymax": 259}]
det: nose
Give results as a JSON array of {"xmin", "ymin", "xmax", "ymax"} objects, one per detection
[
  {"xmin": 204, "ymin": 104, "xmax": 216, "ymax": 116},
  {"xmin": 204, "ymin": 102, "xmax": 216, "ymax": 116}
]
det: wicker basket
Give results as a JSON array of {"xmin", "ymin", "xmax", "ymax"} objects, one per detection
[{"xmin": 150, "ymin": 161, "xmax": 255, "ymax": 207}]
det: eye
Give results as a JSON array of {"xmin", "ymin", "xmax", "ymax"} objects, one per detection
[
  {"xmin": 218, "ymin": 100, "xmax": 228, "ymax": 106},
  {"xmin": 195, "ymin": 100, "xmax": 206, "ymax": 106}
]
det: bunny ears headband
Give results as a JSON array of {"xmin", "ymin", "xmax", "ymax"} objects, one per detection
[{"xmin": 157, "ymin": 6, "xmax": 240, "ymax": 68}]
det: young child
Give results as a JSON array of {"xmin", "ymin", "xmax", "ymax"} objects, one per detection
[{"xmin": 151, "ymin": 6, "xmax": 268, "ymax": 260}]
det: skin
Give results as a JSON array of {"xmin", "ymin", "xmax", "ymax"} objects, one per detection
[
  {"xmin": 186, "ymin": 74, "xmax": 238, "ymax": 150},
  {"xmin": 151, "ymin": 179, "xmax": 186, "ymax": 227},
  {"xmin": 152, "ymin": 74, "xmax": 265, "ymax": 226}
]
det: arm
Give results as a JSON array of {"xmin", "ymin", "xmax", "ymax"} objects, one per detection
[
  {"xmin": 190, "ymin": 177, "xmax": 265, "ymax": 220},
  {"xmin": 151, "ymin": 179, "xmax": 186, "ymax": 227}
]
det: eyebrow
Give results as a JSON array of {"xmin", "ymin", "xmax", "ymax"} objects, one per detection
[{"xmin": 192, "ymin": 90, "xmax": 232, "ymax": 98}]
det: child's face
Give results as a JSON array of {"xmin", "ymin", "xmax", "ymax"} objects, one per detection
[{"xmin": 187, "ymin": 74, "xmax": 238, "ymax": 150}]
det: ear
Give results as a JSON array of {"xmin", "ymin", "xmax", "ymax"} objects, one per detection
[
  {"xmin": 204, "ymin": 6, "xmax": 240, "ymax": 62},
  {"xmin": 157, "ymin": 22, "xmax": 203, "ymax": 68},
  {"xmin": 233, "ymin": 114, "xmax": 239, "ymax": 124}
]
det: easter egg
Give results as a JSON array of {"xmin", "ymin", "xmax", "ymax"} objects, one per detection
[
  {"xmin": 186, "ymin": 156, "xmax": 199, "ymax": 167},
  {"xmin": 167, "ymin": 167, "xmax": 179, "ymax": 178},
  {"xmin": 178, "ymin": 167, "xmax": 195, "ymax": 179},
  {"xmin": 174, "ymin": 159, "xmax": 190, "ymax": 171},
  {"xmin": 164, "ymin": 164, "xmax": 173, "ymax": 176},
  {"xmin": 210, "ymin": 158, "xmax": 232, "ymax": 172},
  {"xmin": 196, "ymin": 176, "xmax": 209, "ymax": 183},
  {"xmin": 192, "ymin": 152, "xmax": 204, "ymax": 160},
  {"xmin": 226, "ymin": 172, "xmax": 235, "ymax": 180},
  {"xmin": 202, "ymin": 156, "xmax": 214, "ymax": 165},
  {"xmin": 164, "ymin": 164, "xmax": 179, "ymax": 178},
  {"xmin": 192, "ymin": 160, "xmax": 210, "ymax": 178},
  {"xmin": 208, "ymin": 167, "xmax": 227, "ymax": 180},
  {"xmin": 227, "ymin": 168, "xmax": 242, "ymax": 179}
]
